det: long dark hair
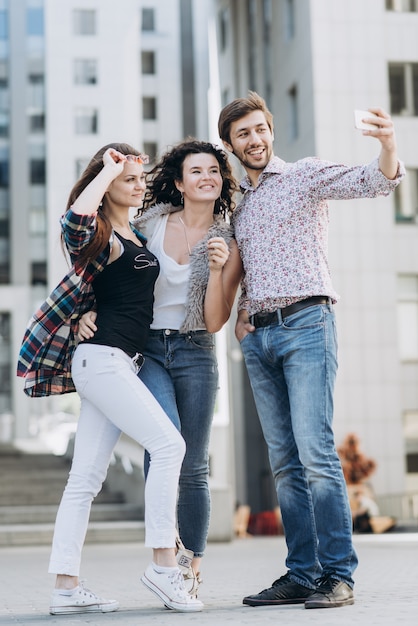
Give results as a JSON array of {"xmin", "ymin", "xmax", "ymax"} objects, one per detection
[
  {"xmin": 63, "ymin": 142, "xmax": 141, "ymax": 267},
  {"xmin": 138, "ymin": 139, "xmax": 238, "ymax": 218}
]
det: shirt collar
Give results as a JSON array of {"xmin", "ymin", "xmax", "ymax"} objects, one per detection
[{"xmin": 240, "ymin": 155, "xmax": 286, "ymax": 191}]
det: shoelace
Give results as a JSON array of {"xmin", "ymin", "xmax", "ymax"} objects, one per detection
[
  {"xmin": 314, "ymin": 574, "xmax": 339, "ymax": 594},
  {"xmin": 272, "ymin": 573, "xmax": 292, "ymax": 587},
  {"xmin": 169, "ymin": 569, "xmax": 189, "ymax": 596},
  {"xmin": 184, "ymin": 569, "xmax": 202, "ymax": 597},
  {"xmin": 77, "ymin": 581, "xmax": 94, "ymax": 597}
]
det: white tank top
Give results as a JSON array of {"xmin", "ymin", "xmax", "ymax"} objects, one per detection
[{"xmin": 146, "ymin": 214, "xmax": 190, "ymax": 330}]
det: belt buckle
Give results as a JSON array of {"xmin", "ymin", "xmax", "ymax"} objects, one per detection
[{"xmin": 253, "ymin": 310, "xmax": 276, "ymax": 328}]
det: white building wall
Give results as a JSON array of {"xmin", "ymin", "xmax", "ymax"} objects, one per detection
[{"xmin": 45, "ymin": 0, "xmax": 142, "ymax": 287}]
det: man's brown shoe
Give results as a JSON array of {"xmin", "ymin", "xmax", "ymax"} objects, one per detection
[
  {"xmin": 243, "ymin": 573, "xmax": 314, "ymax": 606},
  {"xmin": 305, "ymin": 574, "xmax": 354, "ymax": 609}
]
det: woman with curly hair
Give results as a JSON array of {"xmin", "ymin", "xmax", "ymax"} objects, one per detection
[{"xmin": 79, "ymin": 139, "xmax": 242, "ymax": 603}]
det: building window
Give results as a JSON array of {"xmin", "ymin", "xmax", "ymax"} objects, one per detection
[
  {"xmin": 141, "ymin": 8, "xmax": 155, "ymax": 32},
  {"xmin": 31, "ymin": 261, "xmax": 47, "ymax": 286},
  {"xmin": 394, "ymin": 168, "xmax": 418, "ymax": 223},
  {"xmin": 0, "ymin": 312, "xmax": 11, "ymax": 412},
  {"xmin": 74, "ymin": 59, "xmax": 97, "ymax": 85},
  {"xmin": 0, "ymin": 112, "xmax": 8, "ymax": 137},
  {"xmin": 404, "ymin": 411, "xmax": 418, "ymax": 474},
  {"xmin": 27, "ymin": 7, "xmax": 44, "ymax": 35},
  {"xmin": 73, "ymin": 9, "xmax": 96, "ymax": 35},
  {"xmin": 0, "ymin": 263, "xmax": 8, "ymax": 284},
  {"xmin": 287, "ymin": 85, "xmax": 298, "ymax": 141},
  {"xmin": 219, "ymin": 8, "xmax": 229, "ymax": 51},
  {"xmin": 141, "ymin": 51, "xmax": 155, "ymax": 75},
  {"xmin": 0, "ymin": 218, "xmax": 7, "ymax": 237},
  {"xmin": 29, "ymin": 112, "xmax": 45, "ymax": 133},
  {"xmin": 29, "ymin": 208, "xmax": 46, "ymax": 236},
  {"xmin": 75, "ymin": 107, "xmax": 98, "ymax": 134},
  {"xmin": 76, "ymin": 158, "xmax": 90, "ymax": 179},
  {"xmin": 28, "ymin": 73, "xmax": 44, "ymax": 110},
  {"xmin": 0, "ymin": 231, "xmax": 8, "ymax": 283},
  {"xmin": 0, "ymin": 160, "xmax": 8, "ymax": 187},
  {"xmin": 142, "ymin": 96, "xmax": 157, "ymax": 120},
  {"xmin": 0, "ymin": 10, "xmax": 7, "ymax": 40},
  {"xmin": 30, "ymin": 159, "xmax": 46, "ymax": 184},
  {"xmin": 143, "ymin": 142, "xmax": 157, "ymax": 163},
  {"xmin": 386, "ymin": 0, "xmax": 418, "ymax": 11},
  {"xmin": 285, "ymin": 0, "xmax": 295, "ymax": 39},
  {"xmin": 221, "ymin": 88, "xmax": 230, "ymax": 108},
  {"xmin": 397, "ymin": 275, "xmax": 418, "ymax": 361},
  {"xmin": 389, "ymin": 63, "xmax": 418, "ymax": 116}
]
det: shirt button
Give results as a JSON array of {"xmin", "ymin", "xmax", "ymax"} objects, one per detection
[{"xmin": 164, "ymin": 329, "xmax": 171, "ymax": 336}]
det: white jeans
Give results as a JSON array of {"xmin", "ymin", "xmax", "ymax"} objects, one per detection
[{"xmin": 48, "ymin": 344, "xmax": 185, "ymax": 576}]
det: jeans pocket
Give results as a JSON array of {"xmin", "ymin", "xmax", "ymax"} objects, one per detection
[
  {"xmin": 188, "ymin": 333, "xmax": 215, "ymax": 350},
  {"xmin": 71, "ymin": 354, "xmax": 89, "ymax": 395},
  {"xmin": 282, "ymin": 304, "xmax": 325, "ymax": 330},
  {"xmin": 238, "ymin": 330, "xmax": 252, "ymax": 345}
]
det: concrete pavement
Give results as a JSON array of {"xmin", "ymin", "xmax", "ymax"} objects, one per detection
[{"xmin": 1, "ymin": 533, "xmax": 417, "ymax": 625}]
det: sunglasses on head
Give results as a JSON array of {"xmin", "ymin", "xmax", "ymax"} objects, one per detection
[{"xmin": 126, "ymin": 153, "xmax": 149, "ymax": 165}]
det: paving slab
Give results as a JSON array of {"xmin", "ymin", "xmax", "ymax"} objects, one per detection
[{"xmin": 0, "ymin": 533, "xmax": 417, "ymax": 625}]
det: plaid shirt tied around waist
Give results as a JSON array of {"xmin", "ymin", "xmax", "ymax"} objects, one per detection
[{"xmin": 16, "ymin": 209, "xmax": 146, "ymax": 397}]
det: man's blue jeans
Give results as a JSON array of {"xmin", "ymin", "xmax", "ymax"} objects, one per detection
[
  {"xmin": 139, "ymin": 329, "xmax": 218, "ymax": 557},
  {"xmin": 240, "ymin": 302, "xmax": 357, "ymax": 588}
]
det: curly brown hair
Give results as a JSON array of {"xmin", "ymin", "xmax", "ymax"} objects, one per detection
[{"xmin": 138, "ymin": 139, "xmax": 238, "ymax": 218}]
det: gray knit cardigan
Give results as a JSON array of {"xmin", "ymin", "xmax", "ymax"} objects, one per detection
[{"xmin": 133, "ymin": 203, "xmax": 234, "ymax": 333}]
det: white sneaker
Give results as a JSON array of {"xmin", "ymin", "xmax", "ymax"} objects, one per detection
[
  {"xmin": 49, "ymin": 583, "xmax": 119, "ymax": 615},
  {"xmin": 141, "ymin": 563, "xmax": 203, "ymax": 612},
  {"xmin": 183, "ymin": 568, "xmax": 202, "ymax": 598}
]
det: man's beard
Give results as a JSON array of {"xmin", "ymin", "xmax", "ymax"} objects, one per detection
[{"xmin": 238, "ymin": 154, "xmax": 269, "ymax": 171}]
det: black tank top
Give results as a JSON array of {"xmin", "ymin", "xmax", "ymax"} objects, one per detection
[{"xmin": 85, "ymin": 233, "xmax": 159, "ymax": 356}]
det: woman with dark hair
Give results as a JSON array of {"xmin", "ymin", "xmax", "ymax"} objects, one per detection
[
  {"xmin": 17, "ymin": 143, "xmax": 203, "ymax": 614},
  {"xmin": 79, "ymin": 139, "xmax": 242, "ymax": 601}
]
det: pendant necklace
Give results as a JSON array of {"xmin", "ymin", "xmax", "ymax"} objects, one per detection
[{"xmin": 178, "ymin": 215, "xmax": 192, "ymax": 256}]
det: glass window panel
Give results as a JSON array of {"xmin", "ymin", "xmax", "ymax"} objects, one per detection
[
  {"xmin": 141, "ymin": 51, "xmax": 155, "ymax": 75},
  {"xmin": 0, "ymin": 160, "xmax": 8, "ymax": 187},
  {"xmin": 389, "ymin": 64, "xmax": 406, "ymax": 114},
  {"xmin": 31, "ymin": 261, "xmax": 47, "ymax": 285},
  {"xmin": 288, "ymin": 85, "xmax": 298, "ymax": 141},
  {"xmin": 143, "ymin": 142, "xmax": 157, "ymax": 162},
  {"xmin": 75, "ymin": 108, "xmax": 98, "ymax": 134},
  {"xmin": 0, "ymin": 262, "xmax": 8, "ymax": 284},
  {"xmin": 395, "ymin": 168, "xmax": 418, "ymax": 223},
  {"xmin": 76, "ymin": 158, "xmax": 89, "ymax": 178},
  {"xmin": 142, "ymin": 8, "xmax": 155, "ymax": 31},
  {"xmin": 398, "ymin": 302, "xmax": 418, "ymax": 360},
  {"xmin": 29, "ymin": 208, "xmax": 46, "ymax": 235},
  {"xmin": 142, "ymin": 97, "xmax": 157, "ymax": 120},
  {"xmin": 412, "ymin": 63, "xmax": 418, "ymax": 116},
  {"xmin": 285, "ymin": 0, "xmax": 295, "ymax": 39},
  {"xmin": 27, "ymin": 7, "xmax": 44, "ymax": 35},
  {"xmin": 74, "ymin": 59, "xmax": 97, "ymax": 85},
  {"xmin": 29, "ymin": 112, "xmax": 45, "ymax": 133},
  {"xmin": 73, "ymin": 10, "xmax": 96, "ymax": 35},
  {"xmin": 30, "ymin": 159, "xmax": 46, "ymax": 184},
  {"xmin": 0, "ymin": 11, "xmax": 7, "ymax": 40}
]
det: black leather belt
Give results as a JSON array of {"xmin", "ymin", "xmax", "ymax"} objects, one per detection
[{"xmin": 249, "ymin": 296, "xmax": 329, "ymax": 328}]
